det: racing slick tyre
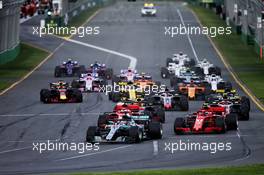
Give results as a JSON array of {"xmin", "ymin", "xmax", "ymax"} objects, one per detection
[
  {"xmin": 225, "ymin": 113, "xmax": 238, "ymax": 130},
  {"xmin": 166, "ymin": 58, "xmax": 173, "ymax": 66},
  {"xmin": 217, "ymin": 82, "xmax": 224, "ymax": 90},
  {"xmin": 155, "ymin": 108, "xmax": 165, "ymax": 123},
  {"xmin": 112, "ymin": 92, "xmax": 121, "ymax": 102},
  {"xmin": 71, "ymin": 80, "xmax": 80, "ymax": 89},
  {"xmin": 215, "ymin": 66, "xmax": 221, "ymax": 76},
  {"xmin": 54, "ymin": 66, "xmax": 62, "ymax": 77},
  {"xmin": 161, "ymin": 67, "xmax": 169, "ymax": 78},
  {"xmin": 194, "ymin": 67, "xmax": 204, "ymax": 77},
  {"xmin": 215, "ymin": 117, "xmax": 226, "ymax": 133},
  {"xmin": 105, "ymin": 68, "xmax": 113, "ymax": 79},
  {"xmin": 129, "ymin": 126, "xmax": 143, "ymax": 143},
  {"xmin": 189, "ymin": 58, "xmax": 196, "ymax": 67},
  {"xmin": 241, "ymin": 96, "xmax": 250, "ymax": 111},
  {"xmin": 186, "ymin": 59, "xmax": 195, "ymax": 67},
  {"xmin": 240, "ymin": 97, "xmax": 250, "ymax": 121},
  {"xmin": 148, "ymin": 122, "xmax": 162, "ymax": 139},
  {"xmin": 225, "ymin": 81, "xmax": 232, "ymax": 91},
  {"xmin": 97, "ymin": 114, "xmax": 108, "ymax": 127},
  {"xmin": 74, "ymin": 89, "xmax": 83, "ymax": 102},
  {"xmin": 209, "ymin": 66, "xmax": 221, "ymax": 76},
  {"xmin": 86, "ymin": 126, "xmax": 98, "ymax": 143},
  {"xmin": 179, "ymin": 96, "xmax": 189, "ymax": 111},
  {"xmin": 174, "ymin": 117, "xmax": 186, "ymax": 135},
  {"xmin": 112, "ymin": 75, "xmax": 120, "ymax": 86},
  {"xmin": 77, "ymin": 65, "xmax": 86, "ymax": 76},
  {"xmin": 40, "ymin": 89, "xmax": 51, "ymax": 103},
  {"xmin": 67, "ymin": 89, "xmax": 83, "ymax": 102},
  {"xmin": 204, "ymin": 83, "xmax": 212, "ymax": 97}
]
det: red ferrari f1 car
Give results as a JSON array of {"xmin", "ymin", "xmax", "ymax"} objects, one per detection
[{"xmin": 174, "ymin": 104, "xmax": 238, "ymax": 134}]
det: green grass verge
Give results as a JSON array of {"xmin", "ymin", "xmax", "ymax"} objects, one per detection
[
  {"xmin": 0, "ymin": 43, "xmax": 49, "ymax": 92},
  {"xmin": 65, "ymin": 164, "xmax": 264, "ymax": 175},
  {"xmin": 189, "ymin": 5, "xmax": 264, "ymax": 104}
]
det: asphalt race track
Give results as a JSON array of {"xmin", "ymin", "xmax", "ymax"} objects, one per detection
[{"xmin": 0, "ymin": 1, "xmax": 264, "ymax": 174}]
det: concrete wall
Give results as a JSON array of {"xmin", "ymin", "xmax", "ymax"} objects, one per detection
[{"xmin": 0, "ymin": 0, "xmax": 24, "ymax": 64}]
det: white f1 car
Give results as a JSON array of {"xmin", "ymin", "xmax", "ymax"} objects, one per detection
[
  {"xmin": 166, "ymin": 52, "xmax": 195, "ymax": 67},
  {"xmin": 204, "ymin": 74, "xmax": 232, "ymax": 91},
  {"xmin": 71, "ymin": 73, "xmax": 107, "ymax": 92},
  {"xmin": 113, "ymin": 68, "xmax": 138, "ymax": 84},
  {"xmin": 194, "ymin": 59, "xmax": 221, "ymax": 76},
  {"xmin": 161, "ymin": 63, "xmax": 189, "ymax": 78},
  {"xmin": 141, "ymin": 3, "xmax": 157, "ymax": 16}
]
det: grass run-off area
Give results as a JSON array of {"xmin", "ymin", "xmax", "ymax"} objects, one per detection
[
  {"xmin": 68, "ymin": 164, "xmax": 264, "ymax": 175},
  {"xmin": 189, "ymin": 5, "xmax": 264, "ymax": 104},
  {"xmin": 0, "ymin": 44, "xmax": 49, "ymax": 91}
]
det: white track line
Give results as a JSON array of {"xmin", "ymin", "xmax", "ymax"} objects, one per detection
[
  {"xmin": 64, "ymin": 38, "xmax": 138, "ymax": 69},
  {"xmin": 177, "ymin": 9, "xmax": 199, "ymax": 62},
  {"xmin": 0, "ymin": 112, "xmax": 100, "ymax": 117},
  {"xmin": 0, "ymin": 146, "xmax": 32, "ymax": 154},
  {"xmin": 153, "ymin": 140, "xmax": 159, "ymax": 156},
  {"xmin": 57, "ymin": 145, "xmax": 132, "ymax": 161}
]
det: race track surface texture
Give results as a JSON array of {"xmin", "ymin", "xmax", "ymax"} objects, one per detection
[{"xmin": 0, "ymin": 1, "xmax": 264, "ymax": 174}]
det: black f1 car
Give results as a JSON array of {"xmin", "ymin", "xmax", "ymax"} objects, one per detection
[
  {"xmin": 86, "ymin": 113, "xmax": 162, "ymax": 143},
  {"xmin": 146, "ymin": 90, "xmax": 189, "ymax": 111},
  {"xmin": 40, "ymin": 80, "xmax": 83, "ymax": 103},
  {"xmin": 87, "ymin": 62, "xmax": 113, "ymax": 80},
  {"xmin": 54, "ymin": 59, "xmax": 85, "ymax": 77},
  {"xmin": 71, "ymin": 73, "xmax": 107, "ymax": 93},
  {"xmin": 205, "ymin": 90, "xmax": 250, "ymax": 120}
]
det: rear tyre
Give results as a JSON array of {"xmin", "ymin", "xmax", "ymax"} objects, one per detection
[
  {"xmin": 155, "ymin": 108, "xmax": 165, "ymax": 123},
  {"xmin": 71, "ymin": 80, "xmax": 80, "ymax": 89},
  {"xmin": 105, "ymin": 68, "xmax": 113, "ymax": 79},
  {"xmin": 148, "ymin": 122, "xmax": 162, "ymax": 139},
  {"xmin": 166, "ymin": 58, "xmax": 173, "ymax": 66},
  {"xmin": 40, "ymin": 89, "xmax": 51, "ymax": 103},
  {"xmin": 225, "ymin": 113, "xmax": 238, "ymax": 130},
  {"xmin": 54, "ymin": 66, "xmax": 61, "ymax": 77},
  {"xmin": 161, "ymin": 67, "xmax": 169, "ymax": 79},
  {"xmin": 86, "ymin": 126, "xmax": 98, "ymax": 143},
  {"xmin": 78, "ymin": 65, "xmax": 86, "ymax": 76},
  {"xmin": 97, "ymin": 114, "xmax": 107, "ymax": 127},
  {"xmin": 174, "ymin": 117, "xmax": 186, "ymax": 135},
  {"xmin": 129, "ymin": 126, "xmax": 142, "ymax": 143},
  {"xmin": 112, "ymin": 92, "xmax": 121, "ymax": 102},
  {"xmin": 240, "ymin": 97, "xmax": 250, "ymax": 121},
  {"xmin": 215, "ymin": 117, "xmax": 226, "ymax": 133}
]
